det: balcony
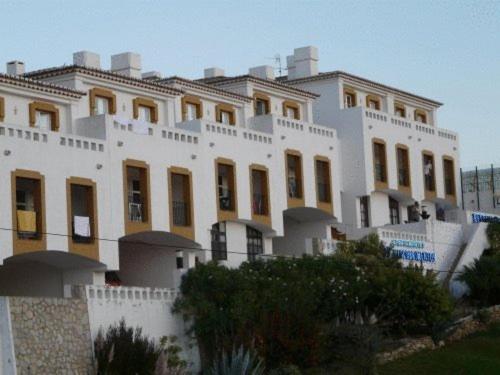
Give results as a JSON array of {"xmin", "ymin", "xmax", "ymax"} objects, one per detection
[
  {"xmin": 248, "ymin": 114, "xmax": 336, "ymax": 139},
  {"xmin": 362, "ymin": 107, "xmax": 458, "ymax": 142},
  {"xmin": 252, "ymin": 193, "xmax": 267, "ymax": 216}
]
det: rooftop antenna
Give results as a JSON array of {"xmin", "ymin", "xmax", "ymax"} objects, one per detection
[{"xmin": 266, "ymin": 54, "xmax": 283, "ymax": 77}]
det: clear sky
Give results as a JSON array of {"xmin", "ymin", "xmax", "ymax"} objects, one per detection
[{"xmin": 1, "ymin": 0, "xmax": 498, "ymax": 168}]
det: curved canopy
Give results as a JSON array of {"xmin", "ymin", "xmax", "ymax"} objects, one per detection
[
  {"xmin": 119, "ymin": 230, "xmax": 202, "ymax": 251},
  {"xmin": 4, "ymin": 250, "xmax": 106, "ymax": 271},
  {"xmin": 283, "ymin": 207, "xmax": 336, "ymax": 223}
]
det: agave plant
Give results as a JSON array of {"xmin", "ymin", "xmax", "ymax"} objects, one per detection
[{"xmin": 206, "ymin": 346, "xmax": 264, "ymax": 375}]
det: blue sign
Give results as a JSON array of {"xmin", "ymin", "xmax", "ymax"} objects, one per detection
[
  {"xmin": 471, "ymin": 212, "xmax": 500, "ymax": 224},
  {"xmin": 389, "ymin": 240, "xmax": 435, "ymax": 263},
  {"xmin": 391, "ymin": 249, "xmax": 436, "ymax": 263}
]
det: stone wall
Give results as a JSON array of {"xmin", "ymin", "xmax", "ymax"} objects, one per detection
[
  {"xmin": 378, "ymin": 305, "xmax": 500, "ymax": 365},
  {"xmin": 9, "ymin": 297, "xmax": 93, "ymax": 374}
]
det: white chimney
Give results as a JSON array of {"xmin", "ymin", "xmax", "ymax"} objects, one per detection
[
  {"xmin": 111, "ymin": 52, "xmax": 142, "ymax": 79},
  {"xmin": 142, "ymin": 71, "xmax": 162, "ymax": 80},
  {"xmin": 7, "ymin": 61, "xmax": 25, "ymax": 76},
  {"xmin": 286, "ymin": 55, "xmax": 296, "ymax": 80},
  {"xmin": 293, "ymin": 46, "xmax": 318, "ymax": 79},
  {"xmin": 249, "ymin": 65, "xmax": 275, "ymax": 80},
  {"xmin": 73, "ymin": 51, "xmax": 101, "ymax": 69},
  {"xmin": 204, "ymin": 67, "xmax": 225, "ymax": 78}
]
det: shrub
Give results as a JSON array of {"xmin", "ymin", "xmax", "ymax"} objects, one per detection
[
  {"xmin": 175, "ymin": 235, "xmax": 453, "ymax": 371},
  {"xmin": 205, "ymin": 346, "xmax": 264, "ymax": 375},
  {"xmin": 94, "ymin": 320, "xmax": 187, "ymax": 375},
  {"xmin": 94, "ymin": 319, "xmax": 159, "ymax": 375},
  {"xmin": 458, "ymin": 255, "xmax": 500, "ymax": 306}
]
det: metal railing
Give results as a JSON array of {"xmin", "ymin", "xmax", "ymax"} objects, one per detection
[
  {"xmin": 172, "ymin": 201, "xmax": 190, "ymax": 226},
  {"xmin": 128, "ymin": 194, "xmax": 144, "ymax": 222},
  {"xmin": 218, "ymin": 188, "xmax": 233, "ymax": 211},
  {"xmin": 252, "ymin": 193, "xmax": 267, "ymax": 215}
]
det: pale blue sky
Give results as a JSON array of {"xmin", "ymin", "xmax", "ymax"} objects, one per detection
[{"xmin": 1, "ymin": 0, "xmax": 498, "ymax": 168}]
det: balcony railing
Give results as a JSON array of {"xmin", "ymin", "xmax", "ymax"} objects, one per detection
[
  {"xmin": 172, "ymin": 201, "xmax": 190, "ymax": 226},
  {"xmin": 288, "ymin": 177, "xmax": 301, "ymax": 199},
  {"xmin": 374, "ymin": 164, "xmax": 386, "ymax": 182},
  {"xmin": 128, "ymin": 194, "xmax": 144, "ymax": 222},
  {"xmin": 252, "ymin": 193, "xmax": 267, "ymax": 215},
  {"xmin": 317, "ymin": 182, "xmax": 331, "ymax": 202},
  {"xmin": 218, "ymin": 188, "xmax": 233, "ymax": 211}
]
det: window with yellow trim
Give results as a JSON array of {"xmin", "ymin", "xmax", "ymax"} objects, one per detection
[
  {"xmin": 415, "ymin": 109, "xmax": 428, "ymax": 124},
  {"xmin": 286, "ymin": 153, "xmax": 303, "ymax": 199},
  {"xmin": 343, "ymin": 88, "xmax": 357, "ymax": 108},
  {"xmin": 315, "ymin": 159, "xmax": 331, "ymax": 203},
  {"xmin": 15, "ymin": 177, "xmax": 42, "ymax": 240},
  {"xmin": 251, "ymin": 168, "xmax": 269, "ymax": 216},
  {"xmin": 443, "ymin": 158, "xmax": 456, "ymax": 196},
  {"xmin": 394, "ymin": 102, "xmax": 406, "ymax": 118},
  {"xmin": 373, "ymin": 141, "xmax": 387, "ymax": 183}
]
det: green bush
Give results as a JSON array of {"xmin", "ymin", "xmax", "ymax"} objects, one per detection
[
  {"xmin": 458, "ymin": 255, "xmax": 500, "ymax": 306},
  {"xmin": 175, "ymin": 235, "xmax": 452, "ymax": 371}
]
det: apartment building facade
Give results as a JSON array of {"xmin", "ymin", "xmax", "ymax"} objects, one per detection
[
  {"xmin": 0, "ymin": 51, "xmax": 340, "ymax": 297},
  {"xmin": 280, "ymin": 47, "xmax": 461, "ymax": 237}
]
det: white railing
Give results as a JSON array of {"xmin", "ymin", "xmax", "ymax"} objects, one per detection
[
  {"xmin": 364, "ymin": 108, "xmax": 458, "ymax": 141},
  {"xmin": 85, "ymin": 285, "xmax": 179, "ymax": 303}
]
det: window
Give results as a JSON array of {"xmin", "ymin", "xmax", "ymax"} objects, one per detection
[
  {"xmin": 29, "ymin": 102, "xmax": 59, "ymax": 131},
  {"xmin": 423, "ymin": 153, "xmax": 436, "ymax": 192},
  {"xmin": 211, "ymin": 222, "xmax": 227, "ymax": 261},
  {"xmin": 246, "ymin": 226, "xmax": 263, "ymax": 261},
  {"xmin": 95, "ymin": 97, "xmax": 109, "ymax": 115},
  {"xmin": 389, "ymin": 197, "xmax": 400, "ymax": 225},
  {"xmin": 360, "ymin": 196, "xmax": 370, "ymax": 228},
  {"xmin": 286, "ymin": 153, "xmax": 303, "ymax": 199},
  {"xmin": 343, "ymin": 88, "xmax": 357, "ymax": 108},
  {"xmin": 254, "ymin": 93, "xmax": 270, "ymax": 116},
  {"xmin": 133, "ymin": 97, "xmax": 158, "ymax": 123},
  {"xmin": 35, "ymin": 110, "xmax": 53, "ymax": 131},
  {"xmin": 282, "ymin": 101, "xmax": 300, "ymax": 120},
  {"xmin": 217, "ymin": 162, "xmax": 236, "ymax": 212},
  {"xmin": 220, "ymin": 111, "xmax": 231, "ymax": 124},
  {"xmin": 251, "ymin": 168, "xmax": 269, "ymax": 216},
  {"xmin": 215, "ymin": 103, "xmax": 235, "ymax": 125},
  {"xmin": 0, "ymin": 96, "xmax": 5, "ymax": 122},
  {"xmin": 181, "ymin": 96, "xmax": 202, "ymax": 121},
  {"xmin": 315, "ymin": 158, "xmax": 331, "ymax": 203},
  {"xmin": 69, "ymin": 183, "xmax": 95, "ymax": 244},
  {"xmin": 373, "ymin": 141, "xmax": 387, "ymax": 184},
  {"xmin": 126, "ymin": 165, "xmax": 149, "ymax": 223},
  {"xmin": 169, "ymin": 167, "xmax": 194, "ymax": 240},
  {"xmin": 443, "ymin": 157, "xmax": 456, "ymax": 197},
  {"xmin": 15, "ymin": 177, "xmax": 42, "ymax": 240},
  {"xmin": 396, "ymin": 146, "xmax": 410, "ymax": 188},
  {"xmin": 394, "ymin": 102, "xmax": 406, "ymax": 118},
  {"xmin": 414, "ymin": 109, "xmax": 427, "ymax": 124},
  {"xmin": 366, "ymin": 95, "xmax": 381, "ymax": 110},
  {"xmin": 89, "ymin": 88, "xmax": 116, "ymax": 116},
  {"xmin": 171, "ymin": 173, "xmax": 191, "ymax": 227}
]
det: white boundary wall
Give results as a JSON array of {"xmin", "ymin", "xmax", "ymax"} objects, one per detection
[{"xmin": 82, "ymin": 285, "xmax": 200, "ymax": 371}]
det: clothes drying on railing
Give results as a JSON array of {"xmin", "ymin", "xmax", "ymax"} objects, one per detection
[
  {"xmin": 74, "ymin": 215, "xmax": 91, "ymax": 237},
  {"xmin": 17, "ymin": 210, "xmax": 36, "ymax": 233}
]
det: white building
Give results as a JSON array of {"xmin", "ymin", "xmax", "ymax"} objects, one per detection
[
  {"xmin": 0, "ymin": 51, "xmax": 340, "ymax": 297},
  {"xmin": 279, "ymin": 46, "xmax": 460, "ymax": 237}
]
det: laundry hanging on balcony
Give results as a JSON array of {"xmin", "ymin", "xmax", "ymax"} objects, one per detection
[
  {"xmin": 17, "ymin": 210, "xmax": 36, "ymax": 233},
  {"xmin": 74, "ymin": 215, "xmax": 91, "ymax": 237},
  {"xmin": 131, "ymin": 119, "xmax": 149, "ymax": 135}
]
